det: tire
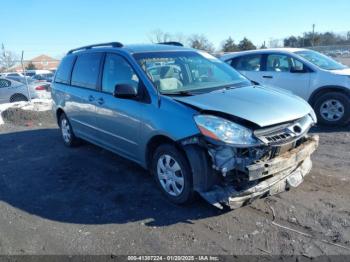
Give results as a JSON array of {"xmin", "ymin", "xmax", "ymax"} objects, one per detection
[
  {"xmin": 314, "ymin": 92, "xmax": 350, "ymax": 126},
  {"xmin": 59, "ymin": 113, "xmax": 79, "ymax": 147},
  {"xmin": 10, "ymin": 94, "xmax": 28, "ymax": 102},
  {"xmin": 151, "ymin": 144, "xmax": 195, "ymax": 204}
]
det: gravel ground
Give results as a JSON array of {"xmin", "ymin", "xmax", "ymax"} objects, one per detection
[{"xmin": 0, "ymin": 110, "xmax": 349, "ymax": 256}]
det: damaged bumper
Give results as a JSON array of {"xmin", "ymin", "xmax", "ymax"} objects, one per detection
[{"xmin": 199, "ymin": 135, "xmax": 319, "ymax": 209}]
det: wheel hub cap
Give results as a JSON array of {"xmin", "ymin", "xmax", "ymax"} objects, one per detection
[
  {"xmin": 320, "ymin": 99, "xmax": 344, "ymax": 121},
  {"xmin": 61, "ymin": 119, "xmax": 71, "ymax": 143},
  {"xmin": 157, "ymin": 154, "xmax": 184, "ymax": 197}
]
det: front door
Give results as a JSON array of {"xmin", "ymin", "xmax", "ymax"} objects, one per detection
[
  {"xmin": 93, "ymin": 53, "xmax": 142, "ymax": 160},
  {"xmin": 261, "ymin": 53, "xmax": 311, "ymax": 99}
]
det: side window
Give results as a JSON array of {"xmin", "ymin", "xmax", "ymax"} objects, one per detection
[
  {"xmin": 266, "ymin": 54, "xmax": 292, "ymax": 72},
  {"xmin": 291, "ymin": 58, "xmax": 305, "ymax": 71},
  {"xmin": 55, "ymin": 55, "xmax": 76, "ymax": 84},
  {"xmin": 71, "ymin": 53, "xmax": 103, "ymax": 89},
  {"xmin": 0, "ymin": 79, "xmax": 11, "ymax": 88},
  {"xmin": 233, "ymin": 55, "xmax": 262, "ymax": 71},
  {"xmin": 102, "ymin": 53, "xmax": 139, "ymax": 94}
]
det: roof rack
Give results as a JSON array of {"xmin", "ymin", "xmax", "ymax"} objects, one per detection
[
  {"xmin": 158, "ymin": 42, "xmax": 184, "ymax": 47},
  {"xmin": 67, "ymin": 42, "xmax": 123, "ymax": 54}
]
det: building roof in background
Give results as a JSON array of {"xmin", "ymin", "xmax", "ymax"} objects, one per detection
[
  {"xmin": 7, "ymin": 54, "xmax": 60, "ymax": 72},
  {"xmin": 31, "ymin": 54, "xmax": 59, "ymax": 62}
]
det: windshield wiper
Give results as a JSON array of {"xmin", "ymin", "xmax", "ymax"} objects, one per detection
[
  {"xmin": 161, "ymin": 90, "xmax": 195, "ymax": 96},
  {"xmin": 208, "ymin": 81, "xmax": 250, "ymax": 93}
]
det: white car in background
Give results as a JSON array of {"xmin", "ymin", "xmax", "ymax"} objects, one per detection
[
  {"xmin": 220, "ymin": 48, "xmax": 350, "ymax": 126},
  {"xmin": 0, "ymin": 77, "xmax": 51, "ymax": 104}
]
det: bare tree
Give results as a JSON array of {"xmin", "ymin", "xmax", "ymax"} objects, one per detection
[
  {"xmin": 188, "ymin": 34, "xmax": 214, "ymax": 53},
  {"xmin": 148, "ymin": 30, "xmax": 187, "ymax": 45},
  {"xmin": 148, "ymin": 29, "xmax": 172, "ymax": 43},
  {"xmin": 0, "ymin": 44, "xmax": 18, "ymax": 70}
]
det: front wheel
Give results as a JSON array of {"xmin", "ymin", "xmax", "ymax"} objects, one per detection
[
  {"xmin": 314, "ymin": 92, "xmax": 350, "ymax": 126},
  {"xmin": 151, "ymin": 144, "xmax": 194, "ymax": 204}
]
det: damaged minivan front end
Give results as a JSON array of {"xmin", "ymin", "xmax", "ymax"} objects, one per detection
[{"xmin": 182, "ymin": 113, "xmax": 318, "ymax": 209}]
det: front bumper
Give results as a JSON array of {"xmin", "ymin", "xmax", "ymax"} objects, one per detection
[{"xmin": 199, "ymin": 135, "xmax": 319, "ymax": 209}]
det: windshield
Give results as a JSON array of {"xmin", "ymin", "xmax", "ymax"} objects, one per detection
[
  {"xmin": 295, "ymin": 50, "xmax": 347, "ymax": 70},
  {"xmin": 134, "ymin": 51, "xmax": 250, "ymax": 94}
]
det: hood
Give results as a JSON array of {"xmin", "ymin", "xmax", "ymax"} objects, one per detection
[
  {"xmin": 330, "ymin": 68, "xmax": 350, "ymax": 76},
  {"xmin": 173, "ymin": 85, "xmax": 313, "ymax": 127}
]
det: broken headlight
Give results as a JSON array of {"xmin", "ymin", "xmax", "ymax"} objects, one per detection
[{"xmin": 194, "ymin": 115, "xmax": 259, "ymax": 146}]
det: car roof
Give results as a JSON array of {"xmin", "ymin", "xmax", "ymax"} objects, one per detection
[{"xmin": 220, "ymin": 48, "xmax": 309, "ymax": 60}]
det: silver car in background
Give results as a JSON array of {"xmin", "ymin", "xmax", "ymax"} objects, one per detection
[{"xmin": 0, "ymin": 77, "xmax": 51, "ymax": 104}]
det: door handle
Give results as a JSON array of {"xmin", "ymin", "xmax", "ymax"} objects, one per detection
[
  {"xmin": 262, "ymin": 75, "xmax": 273, "ymax": 79},
  {"xmin": 97, "ymin": 97, "xmax": 104, "ymax": 105},
  {"xmin": 88, "ymin": 95, "xmax": 95, "ymax": 102}
]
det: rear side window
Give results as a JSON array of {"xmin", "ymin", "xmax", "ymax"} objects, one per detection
[
  {"xmin": 232, "ymin": 55, "xmax": 262, "ymax": 71},
  {"xmin": 55, "ymin": 55, "xmax": 76, "ymax": 84},
  {"xmin": 0, "ymin": 79, "xmax": 11, "ymax": 88},
  {"xmin": 71, "ymin": 53, "xmax": 103, "ymax": 89}
]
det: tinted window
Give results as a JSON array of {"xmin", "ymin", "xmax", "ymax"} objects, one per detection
[
  {"xmin": 71, "ymin": 53, "xmax": 102, "ymax": 89},
  {"xmin": 102, "ymin": 54, "xmax": 139, "ymax": 94},
  {"xmin": 0, "ymin": 79, "xmax": 11, "ymax": 88},
  {"xmin": 55, "ymin": 55, "xmax": 76, "ymax": 84},
  {"xmin": 233, "ymin": 55, "xmax": 262, "ymax": 71}
]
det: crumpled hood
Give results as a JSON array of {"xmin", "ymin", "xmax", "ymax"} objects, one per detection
[
  {"xmin": 173, "ymin": 85, "xmax": 313, "ymax": 127},
  {"xmin": 330, "ymin": 68, "xmax": 350, "ymax": 76}
]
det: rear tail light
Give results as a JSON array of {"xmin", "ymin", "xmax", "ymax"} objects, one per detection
[{"xmin": 35, "ymin": 85, "xmax": 46, "ymax": 91}]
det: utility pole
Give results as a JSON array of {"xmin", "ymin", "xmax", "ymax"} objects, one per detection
[
  {"xmin": 312, "ymin": 24, "xmax": 315, "ymax": 46},
  {"xmin": 21, "ymin": 51, "xmax": 31, "ymax": 102}
]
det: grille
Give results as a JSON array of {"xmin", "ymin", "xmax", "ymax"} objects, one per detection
[
  {"xmin": 263, "ymin": 132, "xmax": 293, "ymax": 144},
  {"xmin": 254, "ymin": 115, "xmax": 314, "ymax": 146}
]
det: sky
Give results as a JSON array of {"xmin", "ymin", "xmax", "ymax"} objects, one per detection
[{"xmin": 1, "ymin": 0, "xmax": 350, "ymax": 59}]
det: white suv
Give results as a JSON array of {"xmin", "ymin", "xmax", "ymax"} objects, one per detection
[{"xmin": 220, "ymin": 48, "xmax": 350, "ymax": 126}]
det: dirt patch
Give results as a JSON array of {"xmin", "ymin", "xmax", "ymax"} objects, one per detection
[{"xmin": 1, "ymin": 107, "xmax": 55, "ymax": 127}]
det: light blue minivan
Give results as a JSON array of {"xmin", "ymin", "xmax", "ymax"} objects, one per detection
[{"xmin": 52, "ymin": 42, "xmax": 318, "ymax": 209}]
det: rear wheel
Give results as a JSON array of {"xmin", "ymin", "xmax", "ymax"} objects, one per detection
[
  {"xmin": 314, "ymin": 92, "xmax": 350, "ymax": 126},
  {"xmin": 59, "ymin": 113, "xmax": 79, "ymax": 147},
  {"xmin": 10, "ymin": 94, "xmax": 28, "ymax": 102},
  {"xmin": 151, "ymin": 144, "xmax": 194, "ymax": 204}
]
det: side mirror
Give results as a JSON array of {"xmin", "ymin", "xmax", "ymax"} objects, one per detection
[
  {"xmin": 290, "ymin": 67, "xmax": 305, "ymax": 73},
  {"xmin": 113, "ymin": 84, "xmax": 138, "ymax": 98}
]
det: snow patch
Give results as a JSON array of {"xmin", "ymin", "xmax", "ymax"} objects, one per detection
[{"xmin": 0, "ymin": 99, "xmax": 52, "ymax": 125}]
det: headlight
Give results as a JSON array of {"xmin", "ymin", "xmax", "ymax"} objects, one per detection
[
  {"xmin": 309, "ymin": 110, "xmax": 317, "ymax": 124},
  {"xmin": 194, "ymin": 115, "xmax": 259, "ymax": 146}
]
